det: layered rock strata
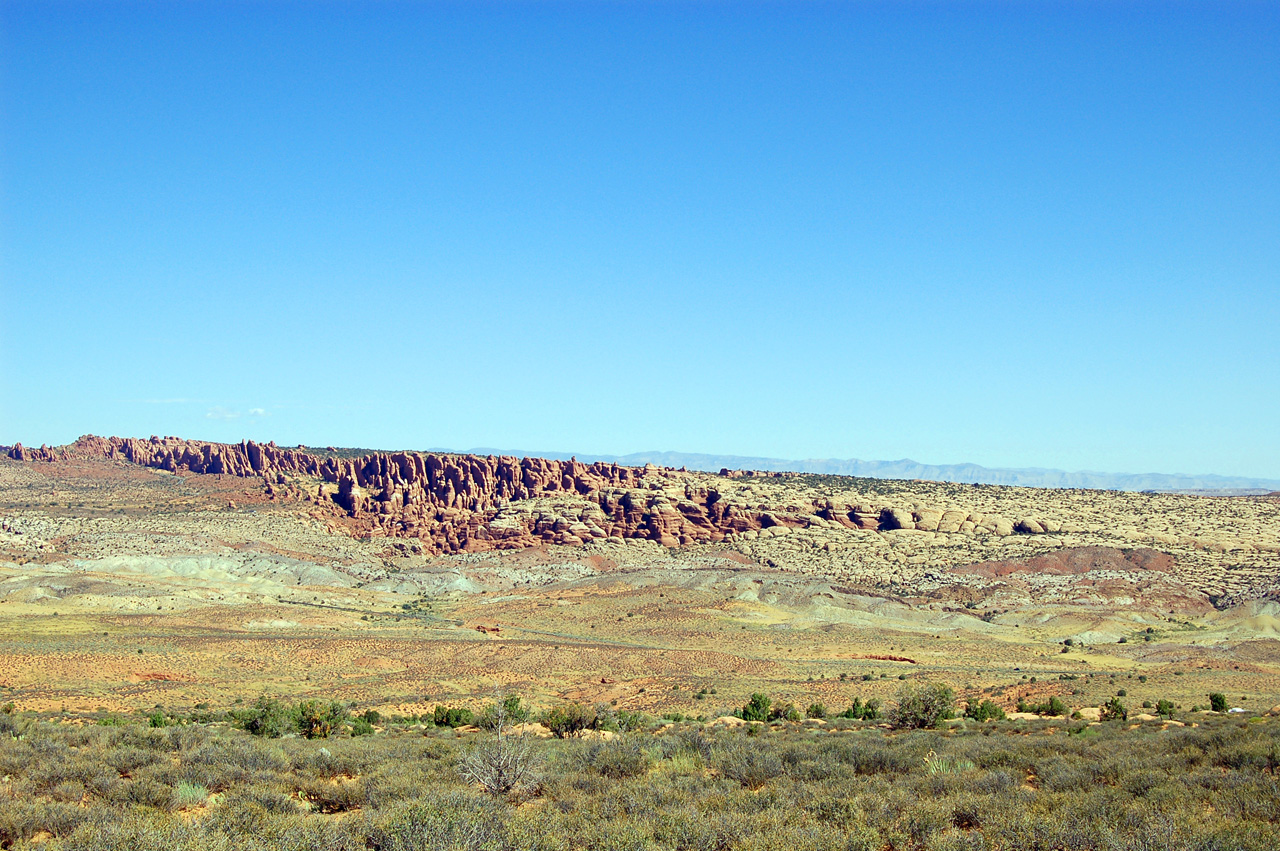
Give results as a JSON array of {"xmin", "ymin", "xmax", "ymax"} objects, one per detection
[{"xmin": 4, "ymin": 436, "xmax": 1052, "ymax": 555}]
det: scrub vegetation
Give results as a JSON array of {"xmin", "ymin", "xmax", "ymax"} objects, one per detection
[{"xmin": 0, "ymin": 695, "xmax": 1277, "ymax": 851}]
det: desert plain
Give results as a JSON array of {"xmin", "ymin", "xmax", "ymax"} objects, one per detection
[{"xmin": 1, "ymin": 435, "xmax": 1278, "ymax": 723}]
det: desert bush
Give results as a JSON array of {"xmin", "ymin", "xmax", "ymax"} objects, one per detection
[
  {"xmin": 0, "ymin": 711, "xmax": 28, "ymax": 738},
  {"xmin": 459, "ymin": 727, "xmax": 543, "ymax": 797},
  {"xmin": 570, "ymin": 737, "xmax": 651, "ymax": 779},
  {"xmin": 839, "ymin": 696, "xmax": 881, "ymax": 720},
  {"xmin": 365, "ymin": 793, "xmax": 509, "ymax": 851},
  {"xmin": 1018, "ymin": 695, "xmax": 1068, "ymax": 717},
  {"xmin": 613, "ymin": 709, "xmax": 650, "ymax": 732},
  {"xmin": 714, "ymin": 740, "xmax": 784, "ymax": 789},
  {"xmin": 293, "ymin": 700, "xmax": 347, "ymax": 739},
  {"xmin": 0, "ymin": 797, "xmax": 93, "ymax": 846},
  {"xmin": 186, "ymin": 736, "xmax": 289, "ymax": 781},
  {"xmin": 476, "ymin": 694, "xmax": 531, "ymax": 730},
  {"xmin": 237, "ymin": 697, "xmax": 291, "ymax": 738},
  {"xmin": 964, "ymin": 699, "xmax": 1006, "ymax": 722},
  {"xmin": 1209, "ymin": 692, "xmax": 1228, "ymax": 712},
  {"xmin": 659, "ymin": 728, "xmax": 713, "ymax": 767},
  {"xmin": 741, "ymin": 693, "xmax": 770, "ymax": 722},
  {"xmin": 805, "ymin": 703, "xmax": 827, "ymax": 719},
  {"xmin": 922, "ymin": 749, "xmax": 976, "ymax": 775},
  {"xmin": 104, "ymin": 744, "xmax": 163, "ymax": 776},
  {"xmin": 889, "ymin": 682, "xmax": 955, "ymax": 729},
  {"xmin": 1101, "ymin": 696, "xmax": 1128, "ymax": 721},
  {"xmin": 767, "ymin": 701, "xmax": 801, "ymax": 722},
  {"xmin": 542, "ymin": 703, "xmax": 597, "ymax": 738},
  {"xmin": 0, "ymin": 703, "xmax": 1275, "ymax": 851},
  {"xmin": 106, "ymin": 776, "xmax": 173, "ymax": 809},
  {"xmin": 434, "ymin": 705, "xmax": 476, "ymax": 728},
  {"xmin": 294, "ymin": 774, "xmax": 367, "ymax": 813}
]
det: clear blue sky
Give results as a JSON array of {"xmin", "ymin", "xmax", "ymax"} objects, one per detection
[{"xmin": 2, "ymin": 2, "xmax": 1277, "ymax": 478}]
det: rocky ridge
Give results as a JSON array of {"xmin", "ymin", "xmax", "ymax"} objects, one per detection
[{"xmin": 6, "ymin": 436, "xmax": 1056, "ymax": 555}]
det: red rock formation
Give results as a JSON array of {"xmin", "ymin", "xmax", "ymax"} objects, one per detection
[
  {"xmin": 8, "ymin": 435, "xmax": 778, "ymax": 554},
  {"xmin": 5, "ymin": 435, "xmax": 1045, "ymax": 555}
]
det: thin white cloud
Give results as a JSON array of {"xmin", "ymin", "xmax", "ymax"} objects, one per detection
[
  {"xmin": 205, "ymin": 407, "xmax": 241, "ymax": 420},
  {"xmin": 248, "ymin": 408, "xmax": 267, "ymax": 417}
]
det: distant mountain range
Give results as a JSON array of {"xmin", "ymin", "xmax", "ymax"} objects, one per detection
[{"xmin": 447, "ymin": 448, "xmax": 1280, "ymax": 494}]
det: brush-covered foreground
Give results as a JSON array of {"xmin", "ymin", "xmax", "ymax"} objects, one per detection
[{"xmin": 1, "ymin": 709, "xmax": 1278, "ymax": 851}]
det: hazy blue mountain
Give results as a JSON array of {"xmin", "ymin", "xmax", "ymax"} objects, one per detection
[{"xmin": 446, "ymin": 448, "xmax": 1280, "ymax": 494}]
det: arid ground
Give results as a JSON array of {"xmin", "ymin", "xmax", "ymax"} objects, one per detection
[{"xmin": 2, "ymin": 444, "xmax": 1278, "ymax": 722}]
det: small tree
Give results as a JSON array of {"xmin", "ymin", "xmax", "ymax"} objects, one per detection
[
  {"xmin": 1155, "ymin": 699, "xmax": 1176, "ymax": 718},
  {"xmin": 889, "ymin": 682, "xmax": 955, "ymax": 729},
  {"xmin": 1100, "ymin": 696, "xmax": 1127, "ymax": 721},
  {"xmin": 460, "ymin": 692, "xmax": 542, "ymax": 797},
  {"xmin": 478, "ymin": 695, "xmax": 530, "ymax": 730},
  {"xmin": 741, "ymin": 693, "xmax": 770, "ymax": 722},
  {"xmin": 1208, "ymin": 693, "xmax": 1228, "ymax": 713},
  {"xmin": 805, "ymin": 703, "xmax": 827, "ymax": 719},
  {"xmin": 964, "ymin": 699, "xmax": 1006, "ymax": 722},
  {"xmin": 840, "ymin": 696, "xmax": 881, "ymax": 720}
]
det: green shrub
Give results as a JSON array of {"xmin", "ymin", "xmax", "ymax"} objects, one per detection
[
  {"xmin": 237, "ymin": 696, "xmax": 291, "ymax": 738},
  {"xmin": 351, "ymin": 717, "xmax": 375, "ymax": 737},
  {"xmin": 476, "ymin": 695, "xmax": 530, "ymax": 730},
  {"xmin": 889, "ymin": 682, "xmax": 955, "ymax": 729},
  {"xmin": 1101, "ymin": 697, "xmax": 1128, "ymax": 721},
  {"xmin": 1156, "ymin": 699, "xmax": 1176, "ymax": 718},
  {"xmin": 964, "ymin": 699, "xmax": 1006, "ymax": 722},
  {"xmin": 805, "ymin": 703, "xmax": 827, "ymax": 719},
  {"xmin": 294, "ymin": 700, "xmax": 348, "ymax": 739},
  {"xmin": 1209, "ymin": 693, "xmax": 1228, "ymax": 712},
  {"xmin": 542, "ymin": 703, "xmax": 595, "ymax": 738},
  {"xmin": 433, "ymin": 705, "xmax": 475, "ymax": 728},
  {"xmin": 840, "ymin": 697, "xmax": 881, "ymax": 720},
  {"xmin": 741, "ymin": 693, "xmax": 770, "ymax": 722}
]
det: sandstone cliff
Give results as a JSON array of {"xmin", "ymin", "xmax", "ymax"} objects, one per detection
[{"xmin": 4, "ymin": 436, "xmax": 1050, "ymax": 555}]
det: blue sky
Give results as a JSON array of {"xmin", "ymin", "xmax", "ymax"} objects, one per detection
[{"xmin": 2, "ymin": 1, "xmax": 1277, "ymax": 478}]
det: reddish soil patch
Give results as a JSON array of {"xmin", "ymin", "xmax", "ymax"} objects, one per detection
[{"xmin": 851, "ymin": 654, "xmax": 917, "ymax": 664}]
